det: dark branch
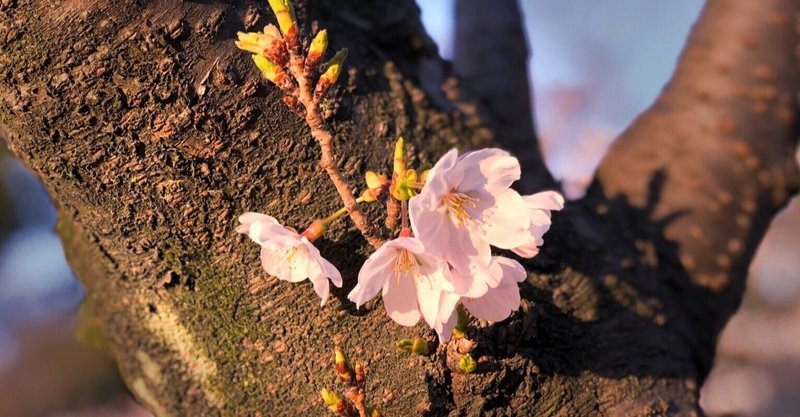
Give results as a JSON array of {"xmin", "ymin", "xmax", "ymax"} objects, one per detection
[
  {"xmin": 592, "ymin": 0, "xmax": 800, "ymax": 371},
  {"xmin": 453, "ymin": 0, "xmax": 554, "ymax": 192}
]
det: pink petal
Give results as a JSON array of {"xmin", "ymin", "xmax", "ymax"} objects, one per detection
[
  {"xmin": 435, "ymin": 292, "xmax": 461, "ymax": 342},
  {"xmin": 409, "ymin": 196, "xmax": 451, "ymax": 258},
  {"xmin": 524, "ymin": 191, "xmax": 565, "ymax": 212},
  {"xmin": 348, "ymin": 243, "xmax": 397, "ymax": 308},
  {"xmin": 463, "ymin": 257, "xmax": 525, "ymax": 321},
  {"xmin": 447, "ymin": 225, "xmax": 492, "ymax": 295},
  {"xmin": 511, "ymin": 239, "xmax": 540, "ymax": 258},
  {"xmin": 479, "ymin": 189, "xmax": 531, "ymax": 249},
  {"xmin": 457, "ymin": 148, "xmax": 521, "ymax": 195},
  {"xmin": 302, "ymin": 238, "xmax": 342, "ymax": 287},
  {"xmin": 312, "ymin": 274, "xmax": 331, "ymax": 306},
  {"xmin": 494, "ymin": 256, "xmax": 527, "ymax": 283},
  {"xmin": 463, "ymin": 281, "xmax": 520, "ymax": 323},
  {"xmin": 424, "ymin": 149, "xmax": 463, "ymax": 198},
  {"xmin": 415, "ymin": 265, "xmax": 450, "ymax": 328},
  {"xmin": 383, "ymin": 274, "xmax": 422, "ymax": 327}
]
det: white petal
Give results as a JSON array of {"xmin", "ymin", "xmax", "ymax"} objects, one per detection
[
  {"xmin": 260, "ymin": 247, "xmax": 295, "ymax": 282},
  {"xmin": 238, "ymin": 212, "xmax": 280, "ymax": 228},
  {"xmin": 457, "ymin": 148, "xmax": 520, "ymax": 195},
  {"xmin": 383, "ymin": 274, "xmax": 421, "ymax": 327}
]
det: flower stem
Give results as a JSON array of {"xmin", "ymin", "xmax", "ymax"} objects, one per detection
[
  {"xmin": 401, "ymin": 199, "xmax": 409, "ymax": 231},
  {"xmin": 322, "ymin": 196, "xmax": 367, "ymax": 226}
]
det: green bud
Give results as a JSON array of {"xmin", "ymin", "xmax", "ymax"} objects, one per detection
[
  {"xmin": 320, "ymin": 389, "xmax": 341, "ymax": 412},
  {"xmin": 267, "ymin": 0, "xmax": 296, "ymax": 35},
  {"xmin": 320, "ymin": 48, "xmax": 348, "ymax": 83},
  {"xmin": 391, "ymin": 169, "xmax": 419, "ymax": 201},
  {"xmin": 252, "ymin": 54, "xmax": 279, "ymax": 83},
  {"xmin": 393, "ymin": 137, "xmax": 406, "ymax": 175},
  {"xmin": 309, "ymin": 29, "xmax": 328, "ymax": 59},
  {"xmin": 396, "ymin": 337, "xmax": 429, "ymax": 355},
  {"xmin": 459, "ymin": 353, "xmax": 477, "ymax": 374},
  {"xmin": 334, "ymin": 347, "xmax": 353, "ymax": 384},
  {"xmin": 453, "ymin": 303, "xmax": 471, "ymax": 340},
  {"xmin": 395, "ymin": 338, "xmax": 413, "ymax": 352}
]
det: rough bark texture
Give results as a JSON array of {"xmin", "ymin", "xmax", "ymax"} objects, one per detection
[{"xmin": 0, "ymin": 0, "xmax": 798, "ymax": 416}]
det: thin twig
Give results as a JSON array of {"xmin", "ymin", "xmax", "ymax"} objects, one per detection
[
  {"xmin": 385, "ymin": 197, "xmax": 400, "ymax": 233},
  {"xmin": 287, "ymin": 44, "xmax": 384, "ymax": 249}
]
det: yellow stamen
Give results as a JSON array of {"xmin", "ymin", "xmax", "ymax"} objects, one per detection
[
  {"xmin": 394, "ymin": 249, "xmax": 420, "ymax": 279},
  {"xmin": 443, "ymin": 192, "xmax": 479, "ymax": 227}
]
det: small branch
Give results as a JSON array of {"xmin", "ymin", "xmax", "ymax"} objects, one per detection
[
  {"xmin": 385, "ymin": 198, "xmax": 399, "ymax": 233},
  {"xmin": 286, "ymin": 37, "xmax": 384, "ymax": 250},
  {"xmin": 344, "ymin": 388, "xmax": 368, "ymax": 417}
]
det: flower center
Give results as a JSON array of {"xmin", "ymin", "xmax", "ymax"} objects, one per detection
[
  {"xmin": 284, "ymin": 247, "xmax": 299, "ymax": 267},
  {"xmin": 443, "ymin": 191, "xmax": 479, "ymax": 227},
  {"xmin": 394, "ymin": 249, "xmax": 420, "ymax": 278}
]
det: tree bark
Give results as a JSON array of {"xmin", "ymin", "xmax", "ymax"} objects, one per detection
[
  {"xmin": 0, "ymin": 0, "xmax": 797, "ymax": 416},
  {"xmin": 453, "ymin": 0, "xmax": 554, "ymax": 193}
]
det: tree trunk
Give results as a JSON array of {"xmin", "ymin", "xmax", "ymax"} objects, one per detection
[{"xmin": 0, "ymin": 0, "xmax": 797, "ymax": 416}]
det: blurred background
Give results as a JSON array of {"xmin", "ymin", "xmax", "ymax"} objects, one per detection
[{"xmin": 1, "ymin": 1, "xmax": 798, "ymax": 416}]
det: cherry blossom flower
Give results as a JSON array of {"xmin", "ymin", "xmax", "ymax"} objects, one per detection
[
  {"xmin": 348, "ymin": 237, "xmax": 453, "ymax": 329},
  {"xmin": 511, "ymin": 191, "xmax": 565, "ymax": 258},
  {"xmin": 435, "ymin": 257, "xmax": 528, "ymax": 341},
  {"xmin": 409, "ymin": 148, "xmax": 530, "ymax": 295},
  {"xmin": 236, "ymin": 212, "xmax": 342, "ymax": 306}
]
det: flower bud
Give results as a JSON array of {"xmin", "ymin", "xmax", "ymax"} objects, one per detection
[
  {"xmin": 390, "ymin": 169, "xmax": 418, "ymax": 201},
  {"xmin": 252, "ymin": 54, "xmax": 279, "ymax": 83},
  {"xmin": 314, "ymin": 49, "xmax": 348, "ymax": 101},
  {"xmin": 459, "ymin": 353, "xmax": 477, "ymax": 374},
  {"xmin": 396, "ymin": 337, "xmax": 429, "ymax": 355},
  {"xmin": 393, "ymin": 137, "xmax": 406, "ymax": 175},
  {"xmin": 320, "ymin": 389, "xmax": 341, "ymax": 412},
  {"xmin": 305, "ymin": 29, "xmax": 328, "ymax": 74},
  {"xmin": 334, "ymin": 347, "xmax": 354, "ymax": 384},
  {"xmin": 354, "ymin": 362, "xmax": 366, "ymax": 390},
  {"xmin": 362, "ymin": 171, "xmax": 389, "ymax": 202},
  {"xmin": 453, "ymin": 303, "xmax": 471, "ymax": 340},
  {"xmin": 396, "ymin": 338, "xmax": 413, "ymax": 352},
  {"xmin": 267, "ymin": 0, "xmax": 296, "ymax": 35},
  {"xmin": 372, "ymin": 409, "xmax": 383, "ymax": 417}
]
